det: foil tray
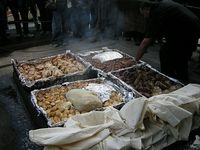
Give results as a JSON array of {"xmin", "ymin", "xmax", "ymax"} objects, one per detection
[
  {"xmin": 31, "ymin": 77, "xmax": 141, "ymax": 127},
  {"xmin": 77, "ymin": 47, "xmax": 144, "ymax": 75},
  {"xmin": 12, "ymin": 51, "xmax": 93, "ymax": 91},
  {"xmin": 110, "ymin": 64, "xmax": 184, "ymax": 98}
]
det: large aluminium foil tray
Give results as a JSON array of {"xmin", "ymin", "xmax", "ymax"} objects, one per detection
[
  {"xmin": 110, "ymin": 64, "xmax": 184, "ymax": 98},
  {"xmin": 12, "ymin": 51, "xmax": 92, "ymax": 91},
  {"xmin": 78, "ymin": 47, "xmax": 144, "ymax": 75},
  {"xmin": 31, "ymin": 77, "xmax": 141, "ymax": 127}
]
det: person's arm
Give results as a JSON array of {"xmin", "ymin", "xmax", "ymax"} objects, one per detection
[{"xmin": 135, "ymin": 38, "xmax": 153, "ymax": 62}]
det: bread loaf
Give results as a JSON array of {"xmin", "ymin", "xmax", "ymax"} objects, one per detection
[{"xmin": 65, "ymin": 89, "xmax": 102, "ymax": 112}]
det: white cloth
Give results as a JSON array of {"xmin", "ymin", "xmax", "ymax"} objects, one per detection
[
  {"xmin": 92, "ymin": 51, "xmax": 123, "ymax": 63},
  {"xmin": 29, "ymin": 84, "xmax": 200, "ymax": 150}
]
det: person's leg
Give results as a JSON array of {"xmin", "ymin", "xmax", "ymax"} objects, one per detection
[
  {"xmin": 45, "ymin": 9, "xmax": 53, "ymax": 32},
  {"xmin": 0, "ymin": 3, "xmax": 7, "ymax": 40},
  {"xmin": 71, "ymin": 10, "xmax": 80, "ymax": 38},
  {"xmin": 30, "ymin": 0, "xmax": 40, "ymax": 31},
  {"xmin": 52, "ymin": 11, "xmax": 62, "ymax": 44},
  {"xmin": 18, "ymin": 0, "xmax": 29, "ymax": 34},
  {"xmin": 60, "ymin": 5, "xmax": 67, "ymax": 34},
  {"xmin": 64, "ymin": 7, "xmax": 72, "ymax": 35},
  {"xmin": 34, "ymin": 0, "xmax": 52, "ymax": 33},
  {"xmin": 160, "ymin": 43, "xmax": 176, "ymax": 78},
  {"xmin": 174, "ymin": 39, "xmax": 198, "ymax": 83},
  {"xmin": 34, "ymin": 0, "xmax": 45, "ymax": 32},
  {"xmin": 8, "ymin": 2, "xmax": 22, "ymax": 36},
  {"xmin": 90, "ymin": 0, "xmax": 98, "ymax": 29},
  {"xmin": 80, "ymin": 10, "xmax": 90, "ymax": 38},
  {"xmin": 4, "ymin": 4, "xmax": 9, "ymax": 35},
  {"xmin": 61, "ymin": 7, "xmax": 69, "ymax": 39},
  {"xmin": 174, "ymin": 55, "xmax": 189, "ymax": 83}
]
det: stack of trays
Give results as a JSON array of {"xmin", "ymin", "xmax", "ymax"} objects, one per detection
[
  {"xmin": 110, "ymin": 64, "xmax": 184, "ymax": 98},
  {"xmin": 31, "ymin": 77, "xmax": 140, "ymax": 127},
  {"xmin": 78, "ymin": 47, "xmax": 142, "ymax": 75}
]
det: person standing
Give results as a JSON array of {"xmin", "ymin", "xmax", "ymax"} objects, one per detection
[
  {"xmin": 90, "ymin": 0, "xmax": 98, "ymax": 29},
  {"xmin": 7, "ymin": 0, "xmax": 22, "ymax": 37},
  {"xmin": 135, "ymin": 0, "xmax": 200, "ymax": 83},
  {"xmin": 71, "ymin": 0, "xmax": 91, "ymax": 38},
  {"xmin": 51, "ymin": 0, "xmax": 69, "ymax": 47},
  {"xmin": 28, "ymin": 0, "xmax": 40, "ymax": 31},
  {"xmin": 93, "ymin": 0, "xmax": 123, "ymax": 39}
]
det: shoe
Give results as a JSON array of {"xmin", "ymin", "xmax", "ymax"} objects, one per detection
[
  {"xmin": 51, "ymin": 43, "xmax": 57, "ymax": 47},
  {"xmin": 44, "ymin": 31, "xmax": 52, "ymax": 36},
  {"xmin": 56, "ymin": 42, "xmax": 63, "ymax": 47},
  {"xmin": 24, "ymin": 33, "xmax": 34, "ymax": 38},
  {"xmin": 40, "ymin": 31, "xmax": 52, "ymax": 38},
  {"xmin": 125, "ymin": 37, "xmax": 131, "ymax": 41},
  {"xmin": 16, "ymin": 33, "xmax": 23, "ymax": 39},
  {"xmin": 88, "ymin": 36, "xmax": 98, "ymax": 43},
  {"xmin": 36, "ymin": 23, "xmax": 41, "ymax": 31},
  {"xmin": 52, "ymin": 42, "xmax": 64, "ymax": 48}
]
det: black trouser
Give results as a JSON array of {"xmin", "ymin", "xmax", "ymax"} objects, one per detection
[
  {"xmin": 0, "ymin": 2, "xmax": 7, "ymax": 39},
  {"xmin": 160, "ymin": 38, "xmax": 198, "ymax": 83},
  {"xmin": 71, "ymin": 8, "xmax": 90, "ymax": 38},
  {"xmin": 90, "ymin": 0, "xmax": 98, "ymax": 29},
  {"xmin": 35, "ymin": 0, "xmax": 52, "ymax": 32},
  {"xmin": 28, "ymin": 0, "xmax": 38, "ymax": 24},
  {"xmin": 7, "ymin": 0, "xmax": 29, "ymax": 34}
]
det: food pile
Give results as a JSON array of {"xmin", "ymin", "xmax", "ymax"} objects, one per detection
[
  {"xmin": 14, "ymin": 49, "xmax": 184, "ymax": 127},
  {"xmin": 35, "ymin": 79, "xmax": 123, "ymax": 125},
  {"xmin": 112, "ymin": 65, "xmax": 183, "ymax": 98},
  {"xmin": 17, "ymin": 54, "xmax": 85, "ymax": 81}
]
